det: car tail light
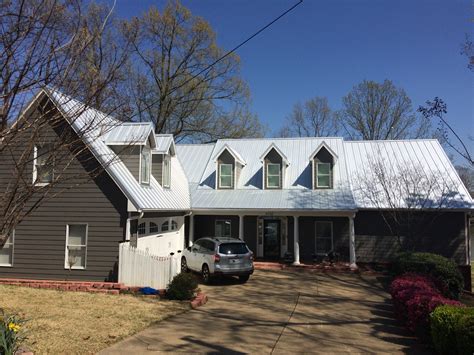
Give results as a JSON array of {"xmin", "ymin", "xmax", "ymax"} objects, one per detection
[
  {"xmin": 214, "ymin": 254, "xmax": 221, "ymax": 262},
  {"xmin": 249, "ymin": 252, "xmax": 254, "ymax": 261}
]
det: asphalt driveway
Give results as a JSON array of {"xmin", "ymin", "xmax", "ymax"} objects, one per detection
[{"xmin": 100, "ymin": 269, "xmax": 428, "ymax": 354}]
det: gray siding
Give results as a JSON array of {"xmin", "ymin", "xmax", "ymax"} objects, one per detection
[
  {"xmin": 0, "ymin": 108, "xmax": 128, "ymax": 281},
  {"xmin": 194, "ymin": 215, "xmax": 240, "ymax": 239},
  {"xmin": 111, "ymin": 145, "xmax": 140, "ymax": 180},
  {"xmin": 244, "ymin": 216, "xmax": 257, "ymax": 253},
  {"xmin": 354, "ymin": 211, "xmax": 467, "ymax": 264},
  {"xmin": 152, "ymin": 154, "xmax": 163, "ymax": 185},
  {"xmin": 264, "ymin": 148, "xmax": 283, "ymax": 189}
]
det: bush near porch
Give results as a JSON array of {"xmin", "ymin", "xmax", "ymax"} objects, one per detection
[
  {"xmin": 0, "ymin": 285, "xmax": 189, "ymax": 354},
  {"xmin": 389, "ymin": 253, "xmax": 474, "ymax": 354}
]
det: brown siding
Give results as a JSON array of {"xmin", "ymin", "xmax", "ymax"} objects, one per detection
[
  {"xmin": 354, "ymin": 211, "xmax": 467, "ymax": 264},
  {"xmin": 0, "ymin": 107, "xmax": 128, "ymax": 281},
  {"xmin": 111, "ymin": 145, "xmax": 140, "ymax": 180},
  {"xmin": 217, "ymin": 150, "xmax": 235, "ymax": 189},
  {"xmin": 264, "ymin": 148, "xmax": 283, "ymax": 189},
  {"xmin": 152, "ymin": 154, "xmax": 163, "ymax": 185}
]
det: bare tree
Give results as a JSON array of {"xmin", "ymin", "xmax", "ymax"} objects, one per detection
[
  {"xmin": 418, "ymin": 97, "xmax": 473, "ymax": 166},
  {"xmin": 340, "ymin": 80, "xmax": 432, "ymax": 140},
  {"xmin": 0, "ymin": 0, "xmax": 131, "ymax": 248},
  {"xmin": 456, "ymin": 165, "xmax": 474, "ymax": 194},
  {"xmin": 461, "ymin": 34, "xmax": 474, "ymax": 72},
  {"xmin": 277, "ymin": 97, "xmax": 339, "ymax": 138},
  {"xmin": 357, "ymin": 152, "xmax": 464, "ymax": 251},
  {"xmin": 122, "ymin": 0, "xmax": 263, "ymax": 142}
]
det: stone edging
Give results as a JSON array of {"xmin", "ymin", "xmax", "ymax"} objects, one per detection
[{"xmin": 190, "ymin": 292, "xmax": 208, "ymax": 309}]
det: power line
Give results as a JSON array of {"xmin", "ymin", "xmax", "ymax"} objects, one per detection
[{"xmin": 145, "ymin": 0, "xmax": 303, "ymax": 113}]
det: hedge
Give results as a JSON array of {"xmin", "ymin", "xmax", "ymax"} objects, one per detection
[
  {"xmin": 392, "ymin": 252, "xmax": 464, "ymax": 299},
  {"xmin": 430, "ymin": 305, "xmax": 474, "ymax": 355},
  {"xmin": 166, "ymin": 272, "xmax": 198, "ymax": 300}
]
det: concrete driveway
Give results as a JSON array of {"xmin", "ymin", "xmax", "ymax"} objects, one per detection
[{"xmin": 100, "ymin": 269, "xmax": 428, "ymax": 354}]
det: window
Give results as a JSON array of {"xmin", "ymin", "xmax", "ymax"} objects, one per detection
[
  {"xmin": 315, "ymin": 221, "xmax": 333, "ymax": 255},
  {"xmin": 219, "ymin": 163, "xmax": 233, "ymax": 188},
  {"xmin": 218, "ymin": 243, "xmax": 248, "ymax": 255},
  {"xmin": 137, "ymin": 222, "xmax": 146, "ymax": 236},
  {"xmin": 161, "ymin": 220, "xmax": 169, "ymax": 232},
  {"xmin": 140, "ymin": 146, "xmax": 151, "ymax": 184},
  {"xmin": 215, "ymin": 220, "xmax": 231, "ymax": 238},
  {"xmin": 149, "ymin": 222, "xmax": 159, "ymax": 233},
  {"xmin": 163, "ymin": 155, "xmax": 171, "ymax": 188},
  {"xmin": 65, "ymin": 224, "xmax": 87, "ymax": 269},
  {"xmin": 33, "ymin": 146, "xmax": 53, "ymax": 185},
  {"xmin": 0, "ymin": 231, "xmax": 14, "ymax": 266},
  {"xmin": 316, "ymin": 162, "xmax": 331, "ymax": 188},
  {"xmin": 200, "ymin": 240, "xmax": 215, "ymax": 253},
  {"xmin": 171, "ymin": 220, "xmax": 178, "ymax": 231},
  {"xmin": 266, "ymin": 163, "xmax": 281, "ymax": 188}
]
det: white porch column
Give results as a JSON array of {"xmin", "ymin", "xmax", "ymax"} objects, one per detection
[
  {"xmin": 293, "ymin": 216, "xmax": 300, "ymax": 265},
  {"xmin": 349, "ymin": 215, "xmax": 357, "ymax": 269},
  {"xmin": 189, "ymin": 214, "xmax": 195, "ymax": 246},
  {"xmin": 239, "ymin": 215, "xmax": 244, "ymax": 240}
]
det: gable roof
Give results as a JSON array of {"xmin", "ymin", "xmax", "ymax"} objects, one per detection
[
  {"xmin": 154, "ymin": 134, "xmax": 176, "ymax": 155},
  {"xmin": 309, "ymin": 141, "xmax": 338, "ymax": 161},
  {"xmin": 104, "ymin": 122, "xmax": 156, "ymax": 147},
  {"xmin": 42, "ymin": 88, "xmax": 190, "ymax": 211},
  {"xmin": 213, "ymin": 144, "xmax": 246, "ymax": 166},
  {"xmin": 259, "ymin": 143, "xmax": 290, "ymax": 165}
]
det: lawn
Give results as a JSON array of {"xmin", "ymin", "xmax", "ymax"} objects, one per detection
[{"xmin": 0, "ymin": 285, "xmax": 189, "ymax": 354}]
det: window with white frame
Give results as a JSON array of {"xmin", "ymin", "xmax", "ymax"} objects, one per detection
[
  {"xmin": 163, "ymin": 155, "xmax": 171, "ymax": 188},
  {"xmin": 0, "ymin": 231, "xmax": 14, "ymax": 266},
  {"xmin": 149, "ymin": 222, "xmax": 159, "ymax": 233},
  {"xmin": 171, "ymin": 220, "xmax": 178, "ymax": 231},
  {"xmin": 218, "ymin": 163, "xmax": 233, "ymax": 188},
  {"xmin": 215, "ymin": 220, "xmax": 231, "ymax": 238},
  {"xmin": 33, "ymin": 145, "xmax": 54, "ymax": 185},
  {"xmin": 140, "ymin": 146, "xmax": 151, "ymax": 184},
  {"xmin": 266, "ymin": 163, "xmax": 281, "ymax": 188},
  {"xmin": 137, "ymin": 222, "xmax": 146, "ymax": 236},
  {"xmin": 316, "ymin": 162, "xmax": 332, "ymax": 188},
  {"xmin": 65, "ymin": 224, "xmax": 87, "ymax": 269},
  {"xmin": 161, "ymin": 220, "xmax": 169, "ymax": 232},
  {"xmin": 315, "ymin": 221, "xmax": 333, "ymax": 255}
]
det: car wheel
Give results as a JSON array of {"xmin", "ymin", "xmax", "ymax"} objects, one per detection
[
  {"xmin": 202, "ymin": 264, "xmax": 211, "ymax": 284},
  {"xmin": 238, "ymin": 275, "xmax": 250, "ymax": 283},
  {"xmin": 181, "ymin": 257, "xmax": 188, "ymax": 273}
]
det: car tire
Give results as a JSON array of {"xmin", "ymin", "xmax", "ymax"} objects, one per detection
[
  {"xmin": 181, "ymin": 257, "xmax": 188, "ymax": 273},
  {"xmin": 202, "ymin": 264, "xmax": 211, "ymax": 284},
  {"xmin": 238, "ymin": 275, "xmax": 250, "ymax": 283}
]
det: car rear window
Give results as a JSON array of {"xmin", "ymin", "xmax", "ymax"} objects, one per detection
[{"xmin": 219, "ymin": 243, "xmax": 248, "ymax": 255}]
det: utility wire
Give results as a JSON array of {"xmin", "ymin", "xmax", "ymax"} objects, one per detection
[{"xmin": 146, "ymin": 0, "xmax": 303, "ymax": 111}]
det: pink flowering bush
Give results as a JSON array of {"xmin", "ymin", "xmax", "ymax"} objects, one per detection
[{"xmin": 390, "ymin": 273, "xmax": 463, "ymax": 336}]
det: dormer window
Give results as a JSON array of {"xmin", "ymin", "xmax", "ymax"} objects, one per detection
[
  {"xmin": 316, "ymin": 162, "xmax": 331, "ymax": 188},
  {"xmin": 219, "ymin": 163, "xmax": 233, "ymax": 188},
  {"xmin": 140, "ymin": 146, "xmax": 151, "ymax": 185},
  {"xmin": 310, "ymin": 142, "xmax": 337, "ymax": 190},
  {"xmin": 266, "ymin": 163, "xmax": 281, "ymax": 188},
  {"xmin": 163, "ymin": 155, "xmax": 171, "ymax": 188},
  {"xmin": 260, "ymin": 144, "xmax": 288, "ymax": 190}
]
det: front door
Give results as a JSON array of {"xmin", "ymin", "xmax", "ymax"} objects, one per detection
[{"xmin": 264, "ymin": 220, "xmax": 281, "ymax": 259}]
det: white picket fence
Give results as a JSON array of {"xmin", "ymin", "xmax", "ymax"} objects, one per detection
[{"xmin": 118, "ymin": 243, "xmax": 181, "ymax": 289}]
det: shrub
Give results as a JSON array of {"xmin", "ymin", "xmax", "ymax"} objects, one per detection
[
  {"xmin": 0, "ymin": 311, "xmax": 26, "ymax": 355},
  {"xmin": 390, "ymin": 274, "xmax": 462, "ymax": 336},
  {"xmin": 392, "ymin": 252, "xmax": 464, "ymax": 299},
  {"xmin": 454, "ymin": 310, "xmax": 474, "ymax": 355},
  {"xmin": 166, "ymin": 272, "xmax": 198, "ymax": 301},
  {"xmin": 430, "ymin": 305, "xmax": 470, "ymax": 354}
]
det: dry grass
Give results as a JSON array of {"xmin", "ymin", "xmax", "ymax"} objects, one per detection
[{"xmin": 0, "ymin": 285, "xmax": 189, "ymax": 354}]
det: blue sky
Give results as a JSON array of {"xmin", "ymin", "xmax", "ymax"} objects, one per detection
[{"xmin": 116, "ymin": 0, "xmax": 473, "ymax": 159}]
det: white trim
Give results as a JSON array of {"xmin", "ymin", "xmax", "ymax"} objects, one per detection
[
  {"xmin": 314, "ymin": 221, "xmax": 334, "ymax": 256},
  {"xmin": 316, "ymin": 162, "xmax": 332, "ymax": 189},
  {"xmin": 293, "ymin": 216, "xmax": 300, "ymax": 265},
  {"xmin": 213, "ymin": 145, "xmax": 246, "ymax": 166},
  {"xmin": 218, "ymin": 163, "xmax": 233, "ymax": 189},
  {"xmin": 139, "ymin": 145, "xmax": 151, "ymax": 185},
  {"xmin": 64, "ymin": 223, "xmax": 88, "ymax": 270},
  {"xmin": 259, "ymin": 143, "xmax": 289, "ymax": 165},
  {"xmin": 162, "ymin": 155, "xmax": 171, "ymax": 188},
  {"xmin": 33, "ymin": 145, "xmax": 53, "ymax": 186},
  {"xmin": 266, "ymin": 163, "xmax": 282, "ymax": 189},
  {"xmin": 309, "ymin": 141, "xmax": 338, "ymax": 161},
  {"xmin": 0, "ymin": 230, "xmax": 14, "ymax": 267},
  {"xmin": 238, "ymin": 215, "xmax": 244, "ymax": 240},
  {"xmin": 215, "ymin": 219, "xmax": 232, "ymax": 238}
]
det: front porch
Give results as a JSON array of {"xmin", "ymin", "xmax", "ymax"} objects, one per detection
[{"xmin": 186, "ymin": 211, "xmax": 357, "ymax": 268}]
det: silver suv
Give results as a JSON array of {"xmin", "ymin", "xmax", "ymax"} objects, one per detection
[{"xmin": 181, "ymin": 237, "xmax": 254, "ymax": 284}]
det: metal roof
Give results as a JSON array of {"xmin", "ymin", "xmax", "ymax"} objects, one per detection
[
  {"xmin": 104, "ymin": 122, "xmax": 155, "ymax": 147},
  {"xmin": 153, "ymin": 134, "xmax": 175, "ymax": 155},
  {"xmin": 44, "ymin": 88, "xmax": 190, "ymax": 211},
  {"xmin": 344, "ymin": 140, "xmax": 473, "ymax": 209}
]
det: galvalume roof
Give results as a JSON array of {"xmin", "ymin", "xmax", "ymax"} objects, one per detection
[
  {"xmin": 43, "ymin": 88, "xmax": 190, "ymax": 211},
  {"xmin": 34, "ymin": 88, "xmax": 472, "ymax": 212}
]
